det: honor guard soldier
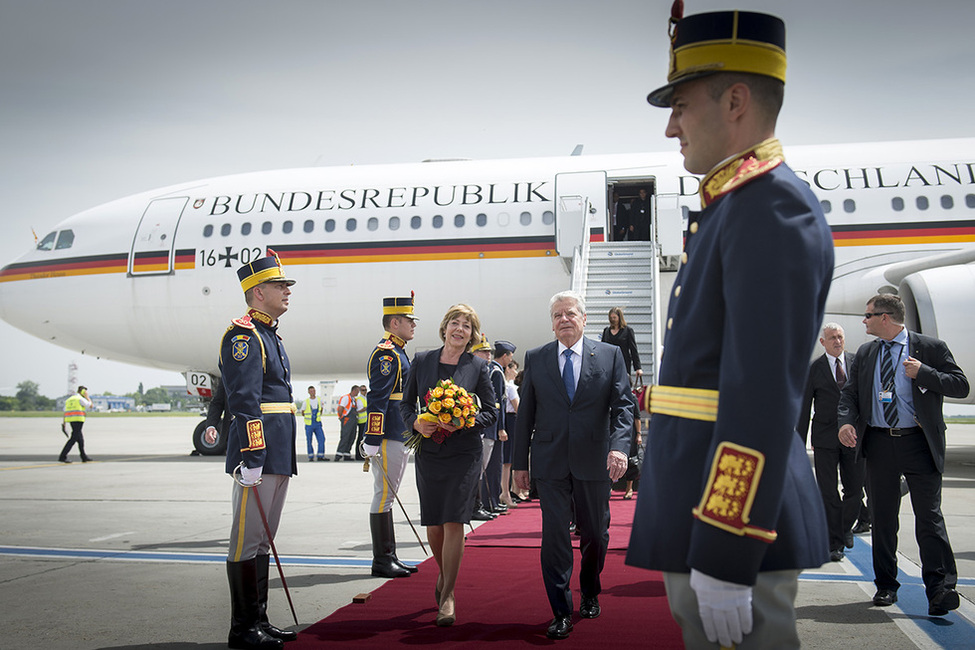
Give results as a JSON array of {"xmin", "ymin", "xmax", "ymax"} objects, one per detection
[
  {"xmin": 362, "ymin": 295, "xmax": 420, "ymax": 578},
  {"xmin": 626, "ymin": 3, "xmax": 833, "ymax": 648},
  {"xmin": 220, "ymin": 250, "xmax": 298, "ymax": 650}
]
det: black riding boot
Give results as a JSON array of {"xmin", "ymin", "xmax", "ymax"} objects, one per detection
[
  {"xmin": 255, "ymin": 554, "xmax": 298, "ymax": 642},
  {"xmin": 227, "ymin": 559, "xmax": 283, "ymax": 649},
  {"xmin": 370, "ymin": 511, "xmax": 411, "ymax": 578}
]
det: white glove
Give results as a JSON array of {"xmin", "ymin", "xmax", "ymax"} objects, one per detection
[
  {"xmin": 239, "ymin": 465, "xmax": 263, "ymax": 486},
  {"xmin": 363, "ymin": 443, "xmax": 381, "ymax": 458},
  {"xmin": 689, "ymin": 568, "xmax": 753, "ymax": 647}
]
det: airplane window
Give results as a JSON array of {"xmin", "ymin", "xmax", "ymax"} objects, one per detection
[
  {"xmin": 221, "ymin": 223, "xmax": 232, "ymax": 236},
  {"xmin": 967, "ymin": 194, "xmax": 975, "ymax": 208},
  {"xmin": 346, "ymin": 218, "xmax": 357, "ymax": 232},
  {"xmin": 241, "ymin": 223, "xmax": 252, "ymax": 236},
  {"xmin": 476, "ymin": 213, "xmax": 487, "ymax": 227},
  {"xmin": 891, "ymin": 197, "xmax": 905, "ymax": 212},
  {"xmin": 916, "ymin": 196, "xmax": 929, "ymax": 210},
  {"xmin": 520, "ymin": 211, "xmax": 532, "ymax": 225},
  {"xmin": 283, "ymin": 220, "xmax": 293, "ymax": 233},
  {"xmin": 203, "ymin": 225, "xmax": 214, "ymax": 238},
  {"xmin": 55, "ymin": 229, "xmax": 75, "ymax": 250},
  {"xmin": 454, "ymin": 214, "xmax": 465, "ymax": 227},
  {"xmin": 411, "ymin": 216, "xmax": 422, "ymax": 229},
  {"xmin": 367, "ymin": 217, "xmax": 379, "ymax": 231},
  {"xmin": 820, "ymin": 200, "xmax": 832, "ymax": 214},
  {"xmin": 389, "ymin": 216, "xmax": 400, "ymax": 231},
  {"xmin": 325, "ymin": 219, "xmax": 336, "ymax": 232},
  {"xmin": 262, "ymin": 221, "xmax": 272, "ymax": 235},
  {"xmin": 941, "ymin": 195, "xmax": 954, "ymax": 210},
  {"xmin": 433, "ymin": 215, "xmax": 443, "ymax": 228},
  {"xmin": 843, "ymin": 199, "xmax": 855, "ymax": 214},
  {"xmin": 303, "ymin": 219, "xmax": 314, "ymax": 233},
  {"xmin": 543, "ymin": 211, "xmax": 555, "ymax": 225},
  {"xmin": 37, "ymin": 231, "xmax": 57, "ymax": 251}
]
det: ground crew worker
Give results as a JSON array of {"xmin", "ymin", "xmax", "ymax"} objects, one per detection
[
  {"xmin": 220, "ymin": 250, "xmax": 298, "ymax": 650},
  {"xmin": 302, "ymin": 386, "xmax": 326, "ymax": 461},
  {"xmin": 59, "ymin": 385, "xmax": 92, "ymax": 463},
  {"xmin": 354, "ymin": 385, "xmax": 368, "ymax": 460},
  {"xmin": 335, "ymin": 386, "xmax": 359, "ymax": 461},
  {"xmin": 362, "ymin": 295, "xmax": 419, "ymax": 578}
]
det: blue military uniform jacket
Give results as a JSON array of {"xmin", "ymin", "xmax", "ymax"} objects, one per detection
[
  {"xmin": 627, "ymin": 139, "xmax": 832, "ymax": 585},
  {"xmin": 220, "ymin": 308, "xmax": 298, "ymax": 477},
  {"xmin": 364, "ymin": 332, "xmax": 412, "ymax": 445}
]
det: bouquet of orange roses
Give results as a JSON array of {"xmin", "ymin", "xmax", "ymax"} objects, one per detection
[{"xmin": 405, "ymin": 378, "xmax": 478, "ymax": 452}]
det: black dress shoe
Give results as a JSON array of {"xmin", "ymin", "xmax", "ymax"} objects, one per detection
[
  {"xmin": 492, "ymin": 503, "xmax": 508, "ymax": 513},
  {"xmin": 580, "ymin": 596, "xmax": 600, "ymax": 619},
  {"xmin": 928, "ymin": 587, "xmax": 960, "ymax": 616},
  {"xmin": 829, "ymin": 549, "xmax": 845, "ymax": 562},
  {"xmin": 546, "ymin": 615, "xmax": 573, "ymax": 640},
  {"xmin": 58, "ymin": 458, "xmax": 72, "ymax": 463},
  {"xmin": 262, "ymin": 622, "xmax": 297, "ymax": 642},
  {"xmin": 873, "ymin": 589, "xmax": 897, "ymax": 607},
  {"xmin": 844, "ymin": 531, "xmax": 854, "ymax": 549},
  {"xmin": 471, "ymin": 508, "xmax": 495, "ymax": 521},
  {"xmin": 852, "ymin": 521, "xmax": 871, "ymax": 534}
]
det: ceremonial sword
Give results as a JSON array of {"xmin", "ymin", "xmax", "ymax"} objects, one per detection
[
  {"xmin": 362, "ymin": 442, "xmax": 428, "ymax": 555},
  {"xmin": 233, "ymin": 463, "xmax": 299, "ymax": 627}
]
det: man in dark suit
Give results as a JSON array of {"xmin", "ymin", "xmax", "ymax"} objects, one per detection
[
  {"xmin": 513, "ymin": 290, "xmax": 634, "ymax": 640},
  {"xmin": 798, "ymin": 324, "xmax": 864, "ymax": 562},
  {"xmin": 838, "ymin": 293, "xmax": 969, "ymax": 616}
]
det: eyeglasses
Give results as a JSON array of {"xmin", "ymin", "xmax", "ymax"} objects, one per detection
[{"xmin": 863, "ymin": 312, "xmax": 892, "ymax": 319}]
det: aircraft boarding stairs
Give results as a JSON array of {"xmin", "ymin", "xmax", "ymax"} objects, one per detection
[{"xmin": 573, "ymin": 240, "xmax": 657, "ymax": 386}]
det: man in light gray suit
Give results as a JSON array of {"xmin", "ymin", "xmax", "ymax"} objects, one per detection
[{"xmin": 514, "ymin": 290, "xmax": 634, "ymax": 640}]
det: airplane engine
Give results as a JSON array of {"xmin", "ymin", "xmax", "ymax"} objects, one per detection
[{"xmin": 899, "ymin": 265, "xmax": 975, "ymax": 405}]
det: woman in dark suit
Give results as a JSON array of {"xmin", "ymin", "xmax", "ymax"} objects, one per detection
[
  {"xmin": 601, "ymin": 307, "xmax": 643, "ymax": 379},
  {"xmin": 401, "ymin": 303, "xmax": 498, "ymax": 627}
]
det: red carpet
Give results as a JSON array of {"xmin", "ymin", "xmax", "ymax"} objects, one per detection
[{"xmin": 294, "ymin": 494, "xmax": 684, "ymax": 648}]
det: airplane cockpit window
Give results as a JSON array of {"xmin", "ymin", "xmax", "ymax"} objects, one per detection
[
  {"xmin": 432, "ymin": 215, "xmax": 443, "ymax": 228},
  {"xmin": 241, "ymin": 223, "xmax": 252, "ymax": 236},
  {"xmin": 916, "ymin": 196, "xmax": 929, "ymax": 211},
  {"xmin": 303, "ymin": 219, "xmax": 315, "ymax": 233},
  {"xmin": 543, "ymin": 210, "xmax": 555, "ymax": 225},
  {"xmin": 476, "ymin": 213, "xmax": 487, "ymax": 227},
  {"xmin": 520, "ymin": 211, "xmax": 532, "ymax": 225},
  {"xmin": 820, "ymin": 200, "xmax": 832, "ymax": 214},
  {"xmin": 325, "ymin": 219, "xmax": 336, "ymax": 233},
  {"xmin": 389, "ymin": 216, "xmax": 400, "ymax": 231},
  {"xmin": 55, "ymin": 229, "xmax": 75, "ymax": 249},
  {"xmin": 454, "ymin": 214, "xmax": 465, "ymax": 227},
  {"xmin": 37, "ymin": 231, "xmax": 57, "ymax": 251},
  {"xmin": 941, "ymin": 195, "xmax": 954, "ymax": 209},
  {"xmin": 283, "ymin": 220, "xmax": 293, "ymax": 234},
  {"xmin": 843, "ymin": 199, "xmax": 855, "ymax": 214},
  {"xmin": 891, "ymin": 197, "xmax": 905, "ymax": 212},
  {"xmin": 262, "ymin": 221, "xmax": 273, "ymax": 235},
  {"xmin": 203, "ymin": 225, "xmax": 214, "ymax": 237},
  {"xmin": 966, "ymin": 194, "xmax": 975, "ymax": 208},
  {"xmin": 411, "ymin": 216, "xmax": 422, "ymax": 229},
  {"xmin": 346, "ymin": 218, "xmax": 357, "ymax": 232},
  {"xmin": 367, "ymin": 217, "xmax": 379, "ymax": 231},
  {"xmin": 221, "ymin": 223, "xmax": 232, "ymax": 236}
]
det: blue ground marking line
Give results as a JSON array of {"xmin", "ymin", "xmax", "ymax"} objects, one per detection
[
  {"xmin": 0, "ymin": 545, "xmax": 396, "ymax": 568},
  {"xmin": 802, "ymin": 536, "xmax": 975, "ymax": 650}
]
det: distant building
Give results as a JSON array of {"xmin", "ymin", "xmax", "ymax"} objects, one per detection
[{"xmin": 89, "ymin": 395, "xmax": 137, "ymax": 412}]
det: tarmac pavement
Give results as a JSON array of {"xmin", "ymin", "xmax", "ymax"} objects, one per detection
[{"xmin": 1, "ymin": 415, "xmax": 973, "ymax": 649}]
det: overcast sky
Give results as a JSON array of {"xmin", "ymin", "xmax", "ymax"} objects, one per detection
[{"xmin": 1, "ymin": 0, "xmax": 973, "ymax": 399}]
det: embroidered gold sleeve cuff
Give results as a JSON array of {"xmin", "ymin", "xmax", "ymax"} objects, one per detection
[
  {"xmin": 692, "ymin": 441, "xmax": 777, "ymax": 543},
  {"xmin": 367, "ymin": 412, "xmax": 384, "ymax": 435},
  {"xmin": 241, "ymin": 419, "xmax": 266, "ymax": 452}
]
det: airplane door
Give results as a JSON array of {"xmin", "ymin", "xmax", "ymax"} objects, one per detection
[
  {"xmin": 129, "ymin": 197, "xmax": 187, "ymax": 275},
  {"xmin": 555, "ymin": 171, "xmax": 607, "ymax": 257}
]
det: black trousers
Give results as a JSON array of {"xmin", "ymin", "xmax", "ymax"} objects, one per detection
[
  {"xmin": 59, "ymin": 421, "xmax": 89, "ymax": 461},
  {"xmin": 863, "ymin": 428, "xmax": 957, "ymax": 599},
  {"xmin": 536, "ymin": 475, "xmax": 610, "ymax": 617},
  {"xmin": 812, "ymin": 444, "xmax": 865, "ymax": 551}
]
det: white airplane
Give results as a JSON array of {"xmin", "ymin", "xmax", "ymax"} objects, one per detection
[{"xmin": 2, "ymin": 138, "xmax": 973, "ymax": 453}]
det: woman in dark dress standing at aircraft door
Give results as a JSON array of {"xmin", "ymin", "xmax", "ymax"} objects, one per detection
[
  {"xmin": 601, "ymin": 306, "xmax": 643, "ymax": 380},
  {"xmin": 401, "ymin": 303, "xmax": 498, "ymax": 627}
]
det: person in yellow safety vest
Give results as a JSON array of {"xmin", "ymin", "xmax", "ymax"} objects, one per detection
[
  {"xmin": 60, "ymin": 385, "xmax": 93, "ymax": 463},
  {"xmin": 334, "ymin": 386, "xmax": 360, "ymax": 461},
  {"xmin": 353, "ymin": 385, "xmax": 368, "ymax": 460},
  {"xmin": 302, "ymin": 385, "xmax": 327, "ymax": 462}
]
